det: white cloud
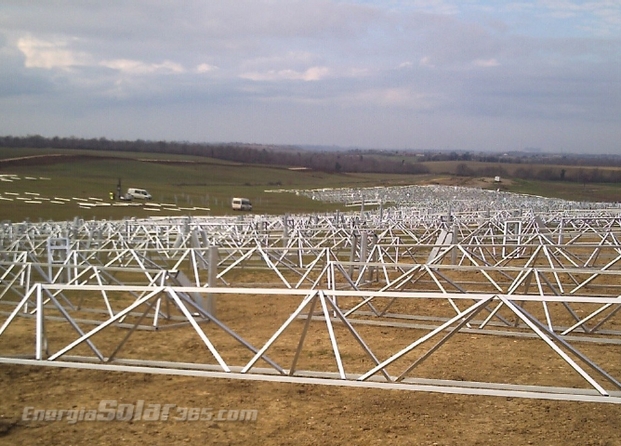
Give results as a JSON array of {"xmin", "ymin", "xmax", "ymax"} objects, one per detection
[
  {"xmin": 196, "ymin": 63, "xmax": 218, "ymax": 73},
  {"xmin": 419, "ymin": 56, "xmax": 435, "ymax": 68},
  {"xmin": 532, "ymin": 1, "xmax": 621, "ymax": 35},
  {"xmin": 17, "ymin": 36, "xmax": 90, "ymax": 69},
  {"xmin": 100, "ymin": 59, "xmax": 185, "ymax": 75},
  {"xmin": 472, "ymin": 58, "xmax": 500, "ymax": 68},
  {"xmin": 240, "ymin": 51, "xmax": 321, "ymax": 73},
  {"xmin": 240, "ymin": 66, "xmax": 330, "ymax": 81},
  {"xmin": 16, "ymin": 35, "xmax": 186, "ymax": 76},
  {"xmin": 347, "ymin": 87, "xmax": 432, "ymax": 108}
]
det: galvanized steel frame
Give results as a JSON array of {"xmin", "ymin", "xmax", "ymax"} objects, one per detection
[{"xmin": 1, "ymin": 185, "xmax": 621, "ymax": 403}]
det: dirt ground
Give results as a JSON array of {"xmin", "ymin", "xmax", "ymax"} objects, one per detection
[
  {"xmin": 425, "ymin": 176, "xmax": 513, "ymax": 189},
  {"xmin": 0, "ymin": 287, "xmax": 620, "ymax": 446},
  {"xmin": 0, "ymin": 363, "xmax": 620, "ymax": 446},
  {"xmin": 0, "ymin": 365, "xmax": 619, "ymax": 446}
]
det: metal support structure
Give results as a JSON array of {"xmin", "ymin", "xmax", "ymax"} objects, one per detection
[
  {"xmin": 1, "ymin": 185, "xmax": 621, "ymax": 403},
  {"xmin": 206, "ymin": 245, "xmax": 218, "ymax": 315}
]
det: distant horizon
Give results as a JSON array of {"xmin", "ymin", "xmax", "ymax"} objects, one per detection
[{"xmin": 2, "ymin": 133, "xmax": 621, "ymax": 159}]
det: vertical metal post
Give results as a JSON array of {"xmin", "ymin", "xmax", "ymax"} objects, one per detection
[
  {"xmin": 46, "ymin": 239, "xmax": 53, "ymax": 282},
  {"xmin": 451, "ymin": 223, "xmax": 458, "ymax": 265},
  {"xmin": 283, "ymin": 213, "xmax": 289, "ymax": 248},
  {"xmin": 368, "ymin": 233, "xmax": 378, "ymax": 282},
  {"xmin": 360, "ymin": 232, "xmax": 368, "ymax": 279},
  {"xmin": 35, "ymin": 284, "xmax": 44, "ymax": 360},
  {"xmin": 348, "ymin": 233, "xmax": 358, "ymax": 278},
  {"xmin": 191, "ymin": 228, "xmax": 200, "ymax": 248},
  {"xmin": 206, "ymin": 246, "xmax": 218, "ymax": 316}
]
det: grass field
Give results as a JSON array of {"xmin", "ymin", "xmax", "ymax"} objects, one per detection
[
  {"xmin": 503, "ymin": 178, "xmax": 621, "ymax": 202},
  {"xmin": 1, "ymin": 147, "xmax": 620, "ymax": 222},
  {"xmin": 0, "ymin": 148, "xmax": 428, "ymax": 221}
]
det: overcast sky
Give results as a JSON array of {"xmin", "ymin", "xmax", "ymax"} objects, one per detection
[{"xmin": 1, "ymin": 1, "xmax": 619, "ymax": 153}]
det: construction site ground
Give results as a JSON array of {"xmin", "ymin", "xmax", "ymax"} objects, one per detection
[{"xmin": 0, "ymin": 286, "xmax": 620, "ymax": 446}]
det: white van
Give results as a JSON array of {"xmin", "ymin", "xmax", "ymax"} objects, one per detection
[
  {"xmin": 231, "ymin": 197, "xmax": 252, "ymax": 211},
  {"xmin": 126, "ymin": 188, "xmax": 152, "ymax": 200}
]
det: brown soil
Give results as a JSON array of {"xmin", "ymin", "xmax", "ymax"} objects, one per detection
[
  {"xmin": 0, "ymin": 289, "xmax": 620, "ymax": 446},
  {"xmin": 425, "ymin": 176, "xmax": 513, "ymax": 189},
  {"xmin": 2, "ymin": 365, "xmax": 620, "ymax": 446}
]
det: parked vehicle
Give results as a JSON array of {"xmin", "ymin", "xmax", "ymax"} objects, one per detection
[
  {"xmin": 125, "ymin": 188, "xmax": 152, "ymax": 200},
  {"xmin": 231, "ymin": 197, "xmax": 252, "ymax": 211}
]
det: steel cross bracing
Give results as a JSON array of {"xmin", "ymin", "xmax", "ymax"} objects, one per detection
[
  {"xmin": 0, "ymin": 284, "xmax": 620, "ymax": 404},
  {"xmin": 1, "ymin": 185, "xmax": 621, "ymax": 403}
]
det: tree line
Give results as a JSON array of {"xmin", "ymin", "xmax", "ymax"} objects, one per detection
[
  {"xmin": 0, "ymin": 135, "xmax": 429, "ymax": 175},
  {"xmin": 1, "ymin": 135, "xmax": 621, "ymax": 184},
  {"xmin": 455, "ymin": 163, "xmax": 621, "ymax": 184}
]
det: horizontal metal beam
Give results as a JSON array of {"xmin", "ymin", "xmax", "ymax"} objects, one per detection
[{"xmin": 1, "ymin": 358, "xmax": 619, "ymax": 405}]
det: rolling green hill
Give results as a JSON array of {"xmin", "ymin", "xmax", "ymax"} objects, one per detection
[{"xmin": 1, "ymin": 147, "xmax": 620, "ymax": 222}]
